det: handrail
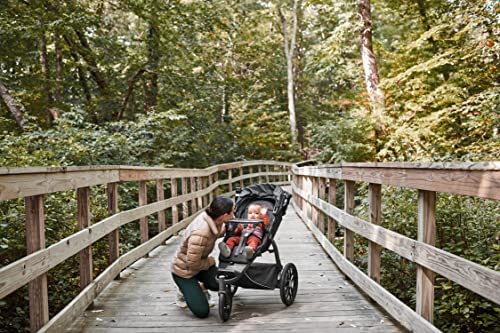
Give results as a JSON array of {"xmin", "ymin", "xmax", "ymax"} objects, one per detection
[
  {"xmin": 291, "ymin": 162, "xmax": 500, "ymax": 333},
  {"xmin": 0, "ymin": 161, "xmax": 292, "ymax": 333}
]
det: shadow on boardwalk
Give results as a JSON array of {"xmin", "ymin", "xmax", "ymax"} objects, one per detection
[{"xmin": 67, "ymin": 204, "xmax": 407, "ymax": 333}]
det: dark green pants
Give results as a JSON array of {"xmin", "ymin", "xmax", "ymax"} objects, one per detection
[{"xmin": 172, "ymin": 265, "xmax": 218, "ymax": 318}]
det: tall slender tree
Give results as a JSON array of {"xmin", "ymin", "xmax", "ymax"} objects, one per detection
[
  {"xmin": 359, "ymin": 0, "xmax": 385, "ymax": 134},
  {"xmin": 278, "ymin": 0, "xmax": 301, "ymax": 144}
]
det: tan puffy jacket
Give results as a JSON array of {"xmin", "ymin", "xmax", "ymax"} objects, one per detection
[{"xmin": 171, "ymin": 211, "xmax": 224, "ymax": 278}]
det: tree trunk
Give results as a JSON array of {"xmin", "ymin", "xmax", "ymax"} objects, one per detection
[
  {"xmin": 54, "ymin": 28, "xmax": 63, "ymax": 103},
  {"xmin": 359, "ymin": 0, "xmax": 385, "ymax": 120},
  {"xmin": 278, "ymin": 0, "xmax": 300, "ymax": 145},
  {"xmin": 119, "ymin": 69, "xmax": 146, "ymax": 120},
  {"xmin": 220, "ymin": 43, "xmax": 232, "ymax": 123},
  {"xmin": 0, "ymin": 80, "xmax": 26, "ymax": 130},
  {"xmin": 38, "ymin": 19, "xmax": 56, "ymax": 125},
  {"xmin": 144, "ymin": 23, "xmax": 159, "ymax": 113}
]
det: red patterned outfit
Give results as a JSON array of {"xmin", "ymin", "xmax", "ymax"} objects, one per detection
[{"xmin": 225, "ymin": 214, "xmax": 270, "ymax": 251}]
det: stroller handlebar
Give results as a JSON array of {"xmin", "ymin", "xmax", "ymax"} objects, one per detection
[{"xmin": 227, "ymin": 218, "xmax": 264, "ymax": 225}]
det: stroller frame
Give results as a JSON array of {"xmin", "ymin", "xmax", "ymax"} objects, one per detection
[{"xmin": 215, "ymin": 183, "xmax": 298, "ymax": 321}]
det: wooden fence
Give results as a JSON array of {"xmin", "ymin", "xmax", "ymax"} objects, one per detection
[
  {"xmin": 291, "ymin": 162, "xmax": 500, "ymax": 333},
  {"xmin": 0, "ymin": 161, "xmax": 291, "ymax": 332}
]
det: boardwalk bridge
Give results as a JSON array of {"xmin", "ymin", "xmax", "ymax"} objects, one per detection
[{"xmin": 1, "ymin": 161, "xmax": 499, "ymax": 332}]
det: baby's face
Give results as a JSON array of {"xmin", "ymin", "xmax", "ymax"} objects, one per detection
[{"xmin": 247, "ymin": 205, "xmax": 261, "ymax": 219}]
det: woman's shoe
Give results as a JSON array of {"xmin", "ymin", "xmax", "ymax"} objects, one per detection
[
  {"xmin": 175, "ymin": 291, "xmax": 187, "ymax": 308},
  {"xmin": 204, "ymin": 290, "xmax": 215, "ymax": 308}
]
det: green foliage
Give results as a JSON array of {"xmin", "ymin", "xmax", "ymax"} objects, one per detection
[
  {"xmin": 307, "ymin": 114, "xmax": 376, "ymax": 162},
  {"xmin": 351, "ymin": 185, "xmax": 500, "ymax": 333},
  {"xmin": 0, "ymin": 0, "xmax": 498, "ymax": 331}
]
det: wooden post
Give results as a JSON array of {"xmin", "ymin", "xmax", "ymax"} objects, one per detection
[
  {"xmin": 318, "ymin": 178, "xmax": 327, "ymax": 234},
  {"xmin": 305, "ymin": 176, "xmax": 313, "ymax": 220},
  {"xmin": 156, "ymin": 179, "xmax": 166, "ymax": 232},
  {"xmin": 312, "ymin": 177, "xmax": 319, "ymax": 229},
  {"xmin": 138, "ymin": 181, "xmax": 148, "ymax": 243},
  {"xmin": 181, "ymin": 177, "xmax": 188, "ymax": 219},
  {"xmin": 228, "ymin": 169, "xmax": 233, "ymax": 192},
  {"xmin": 202, "ymin": 177, "xmax": 208, "ymax": 207},
  {"xmin": 190, "ymin": 177, "xmax": 197, "ymax": 213},
  {"xmin": 258, "ymin": 165, "xmax": 262, "ymax": 183},
  {"xmin": 327, "ymin": 179, "xmax": 337, "ymax": 242},
  {"xmin": 248, "ymin": 166, "xmax": 253, "ymax": 185},
  {"xmin": 107, "ymin": 183, "xmax": 119, "ymax": 266},
  {"xmin": 25, "ymin": 195, "xmax": 49, "ymax": 333},
  {"xmin": 416, "ymin": 190, "xmax": 436, "ymax": 323},
  {"xmin": 344, "ymin": 180, "xmax": 355, "ymax": 262},
  {"xmin": 208, "ymin": 175, "xmax": 214, "ymax": 202},
  {"xmin": 213, "ymin": 172, "xmax": 219, "ymax": 196},
  {"xmin": 368, "ymin": 183, "xmax": 382, "ymax": 283},
  {"xmin": 298, "ymin": 175, "xmax": 304, "ymax": 212},
  {"xmin": 77, "ymin": 187, "xmax": 93, "ymax": 289},
  {"xmin": 196, "ymin": 177, "xmax": 203, "ymax": 209},
  {"xmin": 171, "ymin": 178, "xmax": 178, "ymax": 234},
  {"xmin": 265, "ymin": 165, "xmax": 270, "ymax": 182},
  {"xmin": 239, "ymin": 167, "xmax": 244, "ymax": 187}
]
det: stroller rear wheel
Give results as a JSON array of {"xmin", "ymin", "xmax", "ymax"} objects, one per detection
[
  {"xmin": 218, "ymin": 285, "xmax": 233, "ymax": 322},
  {"xmin": 280, "ymin": 263, "xmax": 298, "ymax": 306}
]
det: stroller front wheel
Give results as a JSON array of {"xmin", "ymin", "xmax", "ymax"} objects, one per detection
[
  {"xmin": 280, "ymin": 263, "xmax": 298, "ymax": 306},
  {"xmin": 218, "ymin": 286, "xmax": 233, "ymax": 322}
]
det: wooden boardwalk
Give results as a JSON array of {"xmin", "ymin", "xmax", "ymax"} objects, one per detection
[{"xmin": 67, "ymin": 205, "xmax": 406, "ymax": 333}]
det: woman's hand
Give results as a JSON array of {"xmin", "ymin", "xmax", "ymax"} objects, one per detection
[
  {"xmin": 208, "ymin": 256, "xmax": 216, "ymax": 266},
  {"xmin": 237, "ymin": 223, "xmax": 244, "ymax": 231}
]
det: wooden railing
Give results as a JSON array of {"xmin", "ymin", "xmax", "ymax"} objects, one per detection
[
  {"xmin": 0, "ymin": 161, "xmax": 292, "ymax": 332},
  {"xmin": 291, "ymin": 162, "xmax": 500, "ymax": 333}
]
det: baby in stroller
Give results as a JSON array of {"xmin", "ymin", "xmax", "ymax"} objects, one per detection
[
  {"xmin": 218, "ymin": 203, "xmax": 269, "ymax": 259},
  {"xmin": 216, "ymin": 183, "xmax": 298, "ymax": 321}
]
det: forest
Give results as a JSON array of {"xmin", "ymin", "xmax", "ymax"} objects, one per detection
[{"xmin": 0, "ymin": 0, "xmax": 498, "ymax": 332}]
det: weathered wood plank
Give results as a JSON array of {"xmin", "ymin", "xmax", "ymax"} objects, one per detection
[
  {"xmin": 25, "ymin": 195, "xmax": 49, "ymax": 333},
  {"xmin": 292, "ymin": 183, "xmax": 500, "ymax": 305},
  {"xmin": 107, "ymin": 183, "xmax": 119, "ymax": 265},
  {"xmin": 292, "ymin": 164, "xmax": 500, "ymax": 200},
  {"xmin": 327, "ymin": 178, "xmax": 337, "ymax": 243},
  {"xmin": 0, "ymin": 186, "xmax": 217, "ymax": 299},
  {"xmin": 77, "ymin": 187, "xmax": 93, "ymax": 290},
  {"xmin": 0, "ymin": 170, "xmax": 120, "ymax": 201},
  {"xmin": 39, "ymin": 213, "xmax": 198, "ymax": 333},
  {"xmin": 156, "ymin": 179, "xmax": 166, "ymax": 232},
  {"xmin": 171, "ymin": 178, "xmax": 178, "ymax": 231},
  {"xmin": 63, "ymin": 200, "xmax": 404, "ymax": 333},
  {"xmin": 416, "ymin": 190, "xmax": 436, "ymax": 323},
  {"xmin": 344, "ymin": 180, "xmax": 355, "ymax": 262},
  {"xmin": 293, "ymin": 201, "xmax": 439, "ymax": 333},
  {"xmin": 368, "ymin": 184, "xmax": 381, "ymax": 283},
  {"xmin": 138, "ymin": 181, "xmax": 148, "ymax": 244}
]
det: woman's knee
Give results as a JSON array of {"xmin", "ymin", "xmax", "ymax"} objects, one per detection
[{"xmin": 190, "ymin": 302, "xmax": 210, "ymax": 318}]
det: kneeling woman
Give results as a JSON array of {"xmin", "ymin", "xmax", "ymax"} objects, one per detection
[{"xmin": 171, "ymin": 196, "xmax": 234, "ymax": 318}]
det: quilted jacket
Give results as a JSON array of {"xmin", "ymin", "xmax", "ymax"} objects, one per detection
[{"xmin": 171, "ymin": 211, "xmax": 224, "ymax": 278}]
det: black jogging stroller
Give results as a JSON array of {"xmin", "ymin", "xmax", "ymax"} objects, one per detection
[{"xmin": 216, "ymin": 183, "xmax": 298, "ymax": 321}]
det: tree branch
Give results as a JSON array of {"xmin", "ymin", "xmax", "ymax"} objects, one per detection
[
  {"xmin": 0, "ymin": 80, "xmax": 26, "ymax": 130},
  {"xmin": 117, "ymin": 69, "xmax": 147, "ymax": 120}
]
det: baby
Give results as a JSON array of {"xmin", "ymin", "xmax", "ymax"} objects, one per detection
[{"xmin": 219, "ymin": 204, "xmax": 269, "ymax": 259}]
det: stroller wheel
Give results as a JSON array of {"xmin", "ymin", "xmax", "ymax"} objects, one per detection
[
  {"xmin": 280, "ymin": 263, "xmax": 298, "ymax": 306},
  {"xmin": 218, "ymin": 286, "xmax": 233, "ymax": 322}
]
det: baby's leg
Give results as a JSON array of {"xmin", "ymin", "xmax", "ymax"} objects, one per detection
[
  {"xmin": 246, "ymin": 235, "xmax": 262, "ymax": 251},
  {"xmin": 226, "ymin": 236, "xmax": 241, "ymax": 250}
]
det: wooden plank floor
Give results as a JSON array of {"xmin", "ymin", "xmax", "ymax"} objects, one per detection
[{"xmin": 67, "ymin": 203, "xmax": 407, "ymax": 333}]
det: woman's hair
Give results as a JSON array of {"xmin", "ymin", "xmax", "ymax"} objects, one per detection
[{"xmin": 206, "ymin": 196, "xmax": 234, "ymax": 219}]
